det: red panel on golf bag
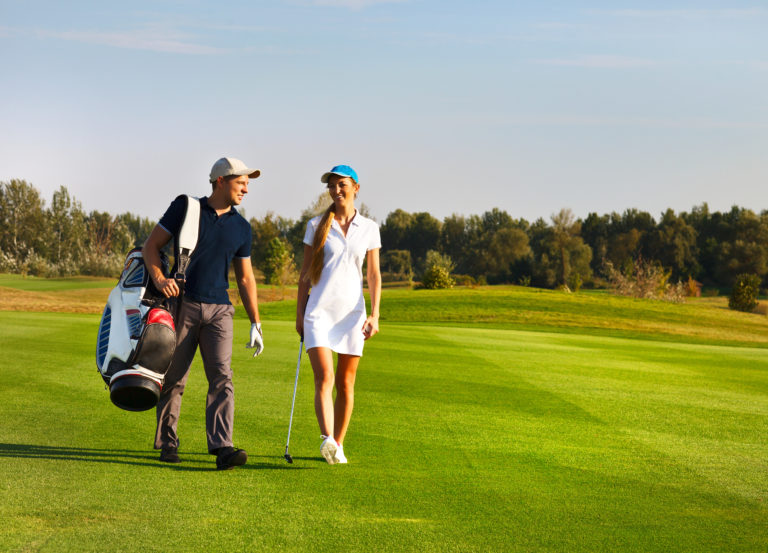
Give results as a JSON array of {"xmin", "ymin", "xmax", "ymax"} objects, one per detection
[
  {"xmin": 147, "ymin": 307, "xmax": 175, "ymax": 331},
  {"xmin": 128, "ymin": 307, "xmax": 177, "ymax": 376}
]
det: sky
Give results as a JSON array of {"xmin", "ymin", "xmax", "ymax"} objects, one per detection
[{"xmin": 1, "ymin": 1, "xmax": 766, "ymax": 224}]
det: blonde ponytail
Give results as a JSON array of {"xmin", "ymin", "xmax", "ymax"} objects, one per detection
[{"xmin": 305, "ymin": 204, "xmax": 336, "ymax": 285}]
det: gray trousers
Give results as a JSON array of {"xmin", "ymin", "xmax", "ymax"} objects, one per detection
[{"xmin": 154, "ymin": 299, "xmax": 236, "ymax": 454}]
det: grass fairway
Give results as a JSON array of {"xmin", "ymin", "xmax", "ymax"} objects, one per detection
[{"xmin": 1, "ymin": 287, "xmax": 767, "ymax": 552}]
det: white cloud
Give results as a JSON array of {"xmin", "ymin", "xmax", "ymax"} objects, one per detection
[
  {"xmin": 302, "ymin": 0, "xmax": 408, "ymax": 8},
  {"xmin": 533, "ymin": 55, "xmax": 658, "ymax": 68},
  {"xmin": 39, "ymin": 28, "xmax": 225, "ymax": 55},
  {"xmin": 601, "ymin": 8, "xmax": 767, "ymax": 19},
  {"xmin": 532, "ymin": 22, "xmax": 588, "ymax": 30}
]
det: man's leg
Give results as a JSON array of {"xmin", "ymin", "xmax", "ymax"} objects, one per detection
[
  {"xmin": 199, "ymin": 303, "xmax": 236, "ymax": 453},
  {"xmin": 154, "ymin": 300, "xmax": 201, "ymax": 451}
]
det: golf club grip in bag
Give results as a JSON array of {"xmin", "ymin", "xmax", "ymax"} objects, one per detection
[{"xmin": 95, "ymin": 196, "xmax": 200, "ymax": 411}]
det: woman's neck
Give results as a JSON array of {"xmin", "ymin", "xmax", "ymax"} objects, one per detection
[{"xmin": 334, "ymin": 204, "xmax": 357, "ymax": 224}]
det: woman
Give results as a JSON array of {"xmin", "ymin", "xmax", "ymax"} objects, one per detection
[{"xmin": 296, "ymin": 164, "xmax": 382, "ymax": 465}]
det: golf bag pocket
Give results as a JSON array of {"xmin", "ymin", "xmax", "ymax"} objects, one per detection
[
  {"xmin": 129, "ymin": 308, "xmax": 176, "ymax": 373},
  {"xmin": 96, "ymin": 248, "xmax": 177, "ymax": 412}
]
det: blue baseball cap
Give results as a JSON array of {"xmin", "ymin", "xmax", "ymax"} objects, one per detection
[{"xmin": 321, "ymin": 164, "xmax": 359, "ymax": 184}]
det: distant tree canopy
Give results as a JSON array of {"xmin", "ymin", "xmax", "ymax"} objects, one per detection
[
  {"xmin": 0, "ymin": 180, "xmax": 154, "ymax": 276},
  {"xmin": 2, "ymin": 179, "xmax": 767, "ymax": 292}
]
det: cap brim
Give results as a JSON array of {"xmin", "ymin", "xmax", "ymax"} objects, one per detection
[
  {"xmin": 237, "ymin": 169, "xmax": 260, "ymax": 179},
  {"xmin": 320, "ymin": 171, "xmax": 355, "ymax": 183}
]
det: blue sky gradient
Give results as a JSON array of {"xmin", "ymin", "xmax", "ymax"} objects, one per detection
[{"xmin": 1, "ymin": 1, "xmax": 766, "ymax": 223}]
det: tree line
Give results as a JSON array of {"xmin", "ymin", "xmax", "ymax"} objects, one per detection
[{"xmin": 2, "ymin": 179, "xmax": 767, "ymax": 292}]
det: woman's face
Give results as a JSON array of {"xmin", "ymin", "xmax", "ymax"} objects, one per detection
[{"xmin": 327, "ymin": 175, "xmax": 359, "ymax": 208}]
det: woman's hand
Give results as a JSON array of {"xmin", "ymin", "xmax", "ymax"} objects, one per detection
[
  {"xmin": 361, "ymin": 315, "xmax": 379, "ymax": 340},
  {"xmin": 296, "ymin": 315, "xmax": 304, "ymax": 341}
]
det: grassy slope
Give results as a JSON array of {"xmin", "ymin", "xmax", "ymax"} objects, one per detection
[
  {"xmin": 0, "ymin": 274, "xmax": 114, "ymax": 291},
  {"xmin": 0, "ymin": 284, "xmax": 767, "ymax": 552},
  {"xmin": 259, "ymin": 286, "xmax": 768, "ymax": 348}
]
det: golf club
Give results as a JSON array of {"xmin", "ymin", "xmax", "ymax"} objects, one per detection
[{"xmin": 283, "ymin": 339, "xmax": 303, "ymax": 463}]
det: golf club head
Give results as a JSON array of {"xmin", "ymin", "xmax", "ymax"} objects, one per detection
[{"xmin": 284, "ymin": 453, "xmax": 293, "ymax": 464}]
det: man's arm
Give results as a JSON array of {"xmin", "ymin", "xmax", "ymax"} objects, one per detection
[
  {"xmin": 233, "ymin": 257, "xmax": 260, "ymax": 324},
  {"xmin": 234, "ymin": 257, "xmax": 264, "ymax": 357},
  {"xmin": 143, "ymin": 225, "xmax": 179, "ymax": 297}
]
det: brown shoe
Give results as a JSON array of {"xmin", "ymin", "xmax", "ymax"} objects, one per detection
[
  {"xmin": 216, "ymin": 447, "xmax": 247, "ymax": 470},
  {"xmin": 159, "ymin": 447, "xmax": 181, "ymax": 463}
]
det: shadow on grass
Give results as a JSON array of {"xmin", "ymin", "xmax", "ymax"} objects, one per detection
[{"xmin": 0, "ymin": 443, "xmax": 310, "ymax": 471}]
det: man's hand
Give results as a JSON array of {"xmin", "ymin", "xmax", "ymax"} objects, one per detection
[
  {"xmin": 156, "ymin": 277, "xmax": 180, "ymax": 298},
  {"xmin": 247, "ymin": 322, "xmax": 264, "ymax": 357}
]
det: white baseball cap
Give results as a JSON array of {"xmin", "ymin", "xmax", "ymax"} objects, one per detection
[{"xmin": 209, "ymin": 157, "xmax": 261, "ymax": 183}]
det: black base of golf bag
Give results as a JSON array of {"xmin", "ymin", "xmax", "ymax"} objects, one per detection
[{"xmin": 96, "ymin": 248, "xmax": 177, "ymax": 411}]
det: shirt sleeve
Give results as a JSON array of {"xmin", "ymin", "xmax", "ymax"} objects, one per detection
[
  {"xmin": 158, "ymin": 195, "xmax": 187, "ymax": 236},
  {"xmin": 368, "ymin": 220, "xmax": 382, "ymax": 251},
  {"xmin": 303, "ymin": 217, "xmax": 317, "ymax": 246},
  {"xmin": 236, "ymin": 221, "xmax": 252, "ymax": 258}
]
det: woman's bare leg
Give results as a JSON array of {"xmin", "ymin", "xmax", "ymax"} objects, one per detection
[
  {"xmin": 308, "ymin": 347, "xmax": 336, "ymax": 438},
  {"xmin": 334, "ymin": 354, "xmax": 360, "ymax": 446}
]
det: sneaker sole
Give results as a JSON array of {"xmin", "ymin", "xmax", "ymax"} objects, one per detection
[{"xmin": 320, "ymin": 440, "xmax": 337, "ymax": 465}]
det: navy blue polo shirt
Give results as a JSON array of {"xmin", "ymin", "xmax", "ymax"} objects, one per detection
[{"xmin": 158, "ymin": 195, "xmax": 251, "ymax": 304}]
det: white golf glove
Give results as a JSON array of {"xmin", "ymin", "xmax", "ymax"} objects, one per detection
[{"xmin": 247, "ymin": 322, "xmax": 264, "ymax": 357}]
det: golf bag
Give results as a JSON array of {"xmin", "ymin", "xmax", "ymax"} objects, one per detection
[{"xmin": 95, "ymin": 195, "xmax": 200, "ymax": 411}]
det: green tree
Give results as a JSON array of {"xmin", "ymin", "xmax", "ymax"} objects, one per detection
[
  {"xmin": 250, "ymin": 212, "xmax": 294, "ymax": 270},
  {"xmin": 439, "ymin": 214, "xmax": 469, "ymax": 272},
  {"xmin": 263, "ymin": 237, "xmax": 297, "ymax": 287},
  {"xmin": 381, "ymin": 209, "xmax": 414, "ymax": 252},
  {"xmin": 49, "ymin": 186, "xmax": 87, "ymax": 268},
  {"xmin": 580, "ymin": 212, "xmax": 610, "ymax": 273},
  {"xmin": 644, "ymin": 209, "xmax": 699, "ymax": 280},
  {"xmin": 408, "ymin": 212, "xmax": 441, "ymax": 265},
  {"xmin": 530, "ymin": 210, "xmax": 592, "ymax": 288},
  {"xmin": 0, "ymin": 179, "xmax": 48, "ymax": 260},
  {"xmin": 381, "ymin": 249, "xmax": 413, "ymax": 282}
]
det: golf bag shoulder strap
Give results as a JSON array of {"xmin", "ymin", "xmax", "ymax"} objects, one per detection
[{"xmin": 174, "ymin": 195, "xmax": 201, "ymax": 281}]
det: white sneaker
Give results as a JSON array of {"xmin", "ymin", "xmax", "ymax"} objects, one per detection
[
  {"xmin": 333, "ymin": 444, "xmax": 347, "ymax": 464},
  {"xmin": 320, "ymin": 435, "xmax": 337, "ymax": 465}
]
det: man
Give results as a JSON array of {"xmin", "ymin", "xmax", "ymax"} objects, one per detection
[{"xmin": 143, "ymin": 157, "xmax": 265, "ymax": 470}]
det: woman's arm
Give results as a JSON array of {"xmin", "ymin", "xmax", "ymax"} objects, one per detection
[
  {"xmin": 296, "ymin": 244, "xmax": 313, "ymax": 339},
  {"xmin": 363, "ymin": 247, "xmax": 381, "ymax": 340}
]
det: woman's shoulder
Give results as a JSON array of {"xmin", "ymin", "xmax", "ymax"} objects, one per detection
[
  {"xmin": 307, "ymin": 214, "xmax": 323, "ymax": 227},
  {"xmin": 355, "ymin": 212, "xmax": 379, "ymax": 229}
]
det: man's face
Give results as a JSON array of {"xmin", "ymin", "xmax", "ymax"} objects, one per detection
[{"xmin": 219, "ymin": 175, "xmax": 249, "ymax": 206}]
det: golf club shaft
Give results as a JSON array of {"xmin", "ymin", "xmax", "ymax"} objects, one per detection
[{"xmin": 284, "ymin": 340, "xmax": 303, "ymax": 455}]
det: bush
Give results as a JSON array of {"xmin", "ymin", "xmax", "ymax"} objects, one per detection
[
  {"xmin": 421, "ymin": 265, "xmax": 455, "ymax": 289},
  {"xmin": 79, "ymin": 251, "xmax": 126, "ymax": 277},
  {"xmin": 420, "ymin": 250, "xmax": 455, "ymax": 290},
  {"xmin": 729, "ymin": 273, "xmax": 761, "ymax": 312},
  {"xmin": 453, "ymin": 274, "xmax": 476, "ymax": 287},
  {"xmin": 604, "ymin": 258, "xmax": 686, "ymax": 303},
  {"xmin": 567, "ymin": 272, "xmax": 583, "ymax": 292}
]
